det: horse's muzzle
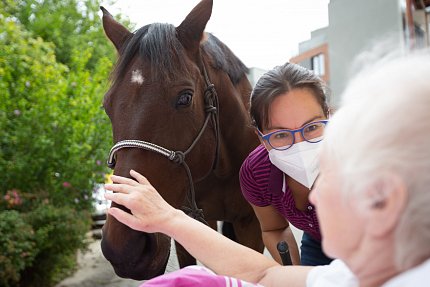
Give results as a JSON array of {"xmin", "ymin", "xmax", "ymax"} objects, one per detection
[{"xmin": 101, "ymin": 223, "xmax": 171, "ymax": 280}]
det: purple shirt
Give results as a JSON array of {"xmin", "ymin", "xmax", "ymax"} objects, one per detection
[{"xmin": 239, "ymin": 144, "xmax": 321, "ymax": 241}]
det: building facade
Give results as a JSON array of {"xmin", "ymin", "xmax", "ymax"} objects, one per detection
[{"xmin": 290, "ymin": 0, "xmax": 430, "ymax": 107}]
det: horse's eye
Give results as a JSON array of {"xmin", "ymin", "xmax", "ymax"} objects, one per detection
[{"xmin": 176, "ymin": 91, "xmax": 193, "ymax": 108}]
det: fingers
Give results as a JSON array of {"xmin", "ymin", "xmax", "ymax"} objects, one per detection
[
  {"xmin": 104, "ymin": 183, "xmax": 135, "ymax": 194},
  {"xmin": 108, "ymin": 170, "xmax": 151, "ymax": 187},
  {"xmin": 130, "ymin": 169, "xmax": 151, "ymax": 185},
  {"xmin": 108, "ymin": 207, "xmax": 145, "ymax": 231},
  {"xmin": 105, "ymin": 170, "xmax": 152, "ymax": 195},
  {"xmin": 110, "ymin": 174, "xmax": 140, "ymax": 186},
  {"xmin": 104, "ymin": 192, "xmax": 129, "ymax": 206}
]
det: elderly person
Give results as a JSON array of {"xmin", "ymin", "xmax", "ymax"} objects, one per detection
[{"xmin": 104, "ymin": 52, "xmax": 430, "ymax": 286}]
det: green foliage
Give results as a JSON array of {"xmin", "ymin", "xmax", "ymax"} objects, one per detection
[
  {"xmin": 2, "ymin": 0, "xmax": 120, "ymax": 69},
  {"xmin": 19, "ymin": 205, "xmax": 91, "ymax": 287},
  {"xmin": 0, "ymin": 0, "xmax": 125, "ymax": 284},
  {"xmin": 1, "ymin": 0, "xmax": 134, "ymax": 70},
  {"xmin": 0, "ymin": 11, "xmax": 112, "ymax": 210},
  {"xmin": 0, "ymin": 206, "xmax": 91, "ymax": 287},
  {"xmin": 0, "ymin": 211, "xmax": 37, "ymax": 287}
]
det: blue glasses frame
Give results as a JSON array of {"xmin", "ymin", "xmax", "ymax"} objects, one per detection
[{"xmin": 257, "ymin": 120, "xmax": 328, "ymax": 150}]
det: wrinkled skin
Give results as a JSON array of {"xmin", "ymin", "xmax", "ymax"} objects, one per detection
[{"xmin": 100, "ymin": 0, "xmax": 264, "ymax": 279}]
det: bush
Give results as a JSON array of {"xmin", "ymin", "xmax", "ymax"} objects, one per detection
[
  {"xmin": 0, "ymin": 1, "xmax": 117, "ymax": 285},
  {"xmin": 19, "ymin": 205, "xmax": 91, "ymax": 287},
  {"xmin": 0, "ymin": 16, "xmax": 112, "ymax": 210},
  {"xmin": 0, "ymin": 205, "xmax": 91, "ymax": 287},
  {"xmin": 0, "ymin": 211, "xmax": 37, "ymax": 287}
]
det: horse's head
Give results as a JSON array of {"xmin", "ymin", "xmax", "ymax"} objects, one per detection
[{"xmin": 100, "ymin": 0, "xmax": 222, "ymax": 279}]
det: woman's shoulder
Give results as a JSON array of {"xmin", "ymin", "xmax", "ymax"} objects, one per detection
[
  {"xmin": 242, "ymin": 144, "xmax": 270, "ymax": 170},
  {"xmin": 239, "ymin": 145, "xmax": 273, "ymax": 206}
]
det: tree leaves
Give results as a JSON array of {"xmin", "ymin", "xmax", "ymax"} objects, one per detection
[{"xmin": 0, "ymin": 1, "xmax": 114, "ymax": 210}]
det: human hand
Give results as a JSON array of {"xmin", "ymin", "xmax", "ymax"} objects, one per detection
[{"xmin": 104, "ymin": 169, "xmax": 180, "ymax": 234}]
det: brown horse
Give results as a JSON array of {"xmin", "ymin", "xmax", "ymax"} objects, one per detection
[{"xmin": 100, "ymin": 0, "xmax": 263, "ymax": 280}]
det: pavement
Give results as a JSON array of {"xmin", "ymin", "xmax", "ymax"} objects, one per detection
[
  {"xmin": 55, "ymin": 236, "xmax": 181, "ymax": 287},
  {"xmin": 56, "ymin": 225, "xmax": 303, "ymax": 287},
  {"xmin": 55, "ymin": 239, "xmax": 147, "ymax": 287}
]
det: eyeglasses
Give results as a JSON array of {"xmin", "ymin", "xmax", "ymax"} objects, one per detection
[{"xmin": 258, "ymin": 120, "xmax": 328, "ymax": 151}]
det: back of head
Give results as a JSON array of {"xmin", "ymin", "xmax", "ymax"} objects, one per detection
[{"xmin": 322, "ymin": 51, "xmax": 430, "ymax": 270}]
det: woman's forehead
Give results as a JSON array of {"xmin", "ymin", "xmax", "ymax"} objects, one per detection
[{"xmin": 266, "ymin": 93, "xmax": 325, "ymax": 130}]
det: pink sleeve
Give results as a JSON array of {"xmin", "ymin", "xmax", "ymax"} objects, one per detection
[{"xmin": 141, "ymin": 266, "xmax": 263, "ymax": 287}]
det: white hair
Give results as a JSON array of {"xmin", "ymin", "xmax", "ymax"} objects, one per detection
[{"xmin": 322, "ymin": 51, "xmax": 430, "ymax": 270}]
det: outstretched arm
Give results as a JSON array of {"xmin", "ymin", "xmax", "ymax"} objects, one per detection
[{"xmin": 104, "ymin": 170, "xmax": 311, "ymax": 286}]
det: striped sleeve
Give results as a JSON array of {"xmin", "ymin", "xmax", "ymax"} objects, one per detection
[{"xmin": 239, "ymin": 145, "xmax": 272, "ymax": 207}]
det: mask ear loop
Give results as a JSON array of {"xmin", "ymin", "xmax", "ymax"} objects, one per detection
[{"xmin": 310, "ymin": 174, "xmax": 320, "ymax": 191}]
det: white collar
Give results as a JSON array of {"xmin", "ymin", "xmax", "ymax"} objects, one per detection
[{"xmin": 383, "ymin": 258, "xmax": 430, "ymax": 287}]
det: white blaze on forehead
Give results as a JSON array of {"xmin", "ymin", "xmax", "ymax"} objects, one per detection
[{"xmin": 131, "ymin": 69, "xmax": 144, "ymax": 85}]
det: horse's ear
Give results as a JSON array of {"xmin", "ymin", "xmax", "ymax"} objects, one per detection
[
  {"xmin": 176, "ymin": 0, "xmax": 213, "ymax": 54},
  {"xmin": 100, "ymin": 6, "xmax": 132, "ymax": 52}
]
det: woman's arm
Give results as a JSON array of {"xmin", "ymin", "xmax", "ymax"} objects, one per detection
[
  {"xmin": 252, "ymin": 204, "xmax": 301, "ymax": 265},
  {"xmin": 104, "ymin": 170, "xmax": 311, "ymax": 285}
]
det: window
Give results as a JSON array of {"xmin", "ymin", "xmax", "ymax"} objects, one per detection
[{"xmin": 311, "ymin": 53, "xmax": 325, "ymax": 76}]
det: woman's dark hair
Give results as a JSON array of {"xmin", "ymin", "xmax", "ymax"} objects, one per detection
[{"xmin": 250, "ymin": 62, "xmax": 329, "ymax": 130}]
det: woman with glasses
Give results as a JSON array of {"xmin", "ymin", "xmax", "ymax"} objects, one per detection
[{"xmin": 239, "ymin": 62, "xmax": 331, "ymax": 266}]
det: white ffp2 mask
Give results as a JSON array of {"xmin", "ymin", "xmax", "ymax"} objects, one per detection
[{"xmin": 268, "ymin": 139, "xmax": 321, "ymax": 189}]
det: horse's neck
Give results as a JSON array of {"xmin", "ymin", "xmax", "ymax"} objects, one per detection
[{"xmin": 213, "ymin": 76, "xmax": 259, "ymax": 177}]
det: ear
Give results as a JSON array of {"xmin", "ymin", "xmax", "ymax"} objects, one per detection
[
  {"xmin": 100, "ymin": 6, "xmax": 133, "ymax": 52},
  {"xmin": 176, "ymin": 0, "xmax": 213, "ymax": 55},
  {"xmin": 364, "ymin": 174, "xmax": 407, "ymax": 238}
]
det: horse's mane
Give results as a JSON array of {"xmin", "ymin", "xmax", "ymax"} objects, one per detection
[
  {"xmin": 111, "ymin": 23, "xmax": 248, "ymax": 85},
  {"xmin": 202, "ymin": 33, "xmax": 249, "ymax": 84}
]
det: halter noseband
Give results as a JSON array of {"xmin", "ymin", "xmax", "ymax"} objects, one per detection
[{"xmin": 106, "ymin": 57, "xmax": 220, "ymax": 225}]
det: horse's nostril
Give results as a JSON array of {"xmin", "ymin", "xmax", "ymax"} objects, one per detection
[
  {"xmin": 106, "ymin": 247, "xmax": 170, "ymax": 280},
  {"xmin": 101, "ymin": 227, "xmax": 171, "ymax": 280}
]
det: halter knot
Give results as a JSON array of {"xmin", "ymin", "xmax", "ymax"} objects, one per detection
[
  {"xmin": 204, "ymin": 84, "xmax": 217, "ymax": 114},
  {"xmin": 204, "ymin": 84, "xmax": 216, "ymax": 102},
  {"xmin": 172, "ymin": 151, "xmax": 185, "ymax": 164},
  {"xmin": 181, "ymin": 206, "xmax": 208, "ymax": 225},
  {"xmin": 204, "ymin": 83, "xmax": 216, "ymax": 95},
  {"xmin": 205, "ymin": 106, "xmax": 217, "ymax": 114}
]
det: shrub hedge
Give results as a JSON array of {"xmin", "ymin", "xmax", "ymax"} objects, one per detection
[{"xmin": 0, "ymin": 0, "xmax": 123, "ymax": 285}]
